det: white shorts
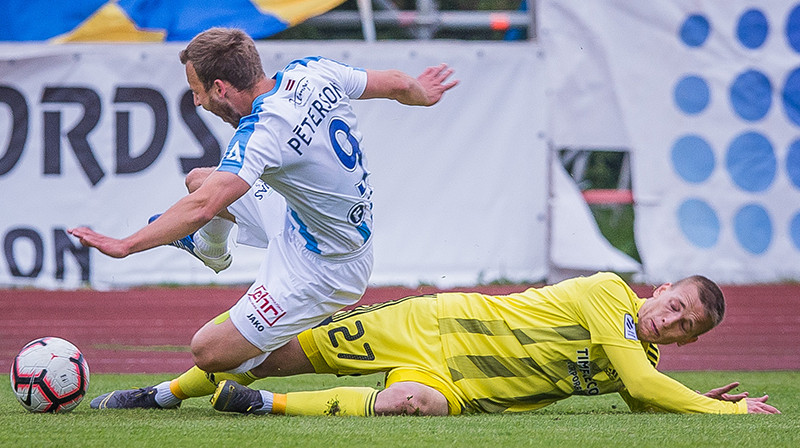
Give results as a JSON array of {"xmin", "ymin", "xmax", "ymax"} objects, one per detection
[
  {"xmin": 226, "ymin": 180, "xmax": 374, "ymax": 353},
  {"xmin": 227, "ymin": 179, "xmax": 286, "ymax": 249}
]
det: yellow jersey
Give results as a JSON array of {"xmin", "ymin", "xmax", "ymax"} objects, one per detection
[{"xmin": 437, "ymin": 272, "xmax": 746, "ymax": 414}]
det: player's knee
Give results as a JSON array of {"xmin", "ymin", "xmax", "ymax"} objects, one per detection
[
  {"xmin": 190, "ymin": 333, "xmax": 233, "ymax": 373},
  {"xmin": 185, "ymin": 167, "xmax": 213, "ymax": 193},
  {"xmin": 375, "ymin": 382, "xmax": 449, "ymax": 416}
]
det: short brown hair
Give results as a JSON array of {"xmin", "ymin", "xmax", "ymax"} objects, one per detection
[
  {"xmin": 179, "ymin": 28, "xmax": 265, "ymax": 92},
  {"xmin": 676, "ymin": 275, "xmax": 725, "ymax": 330}
]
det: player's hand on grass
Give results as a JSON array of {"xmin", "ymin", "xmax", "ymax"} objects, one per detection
[
  {"xmin": 68, "ymin": 227, "xmax": 131, "ymax": 258},
  {"xmin": 745, "ymin": 395, "xmax": 780, "ymax": 414},
  {"xmin": 700, "ymin": 382, "xmax": 749, "ymax": 402}
]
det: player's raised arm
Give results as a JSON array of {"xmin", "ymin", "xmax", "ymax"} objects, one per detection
[{"xmin": 360, "ymin": 64, "xmax": 458, "ymax": 106}]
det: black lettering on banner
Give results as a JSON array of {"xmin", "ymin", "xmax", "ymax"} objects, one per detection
[
  {"xmin": 53, "ymin": 228, "xmax": 90, "ymax": 281},
  {"xmin": 4, "ymin": 228, "xmax": 43, "ymax": 278},
  {"xmin": 327, "ymin": 320, "xmax": 375, "ymax": 361},
  {"xmin": 41, "ymin": 87, "xmax": 104, "ymax": 185},
  {"xmin": 114, "ymin": 87, "xmax": 168, "ymax": 174},
  {"xmin": 0, "ymin": 85, "xmax": 28, "ymax": 176},
  {"xmin": 178, "ymin": 89, "xmax": 221, "ymax": 173}
]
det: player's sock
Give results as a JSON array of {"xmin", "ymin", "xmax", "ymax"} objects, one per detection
[
  {"xmin": 170, "ymin": 366, "xmax": 259, "ymax": 399},
  {"xmin": 195, "ymin": 217, "xmax": 234, "ymax": 257},
  {"xmin": 277, "ymin": 387, "xmax": 379, "ymax": 416},
  {"xmin": 154, "ymin": 381, "xmax": 182, "ymax": 408},
  {"xmin": 257, "ymin": 390, "xmax": 274, "ymax": 414}
]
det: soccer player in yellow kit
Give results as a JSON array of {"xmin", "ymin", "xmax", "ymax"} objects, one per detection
[{"xmin": 210, "ymin": 272, "xmax": 779, "ymax": 415}]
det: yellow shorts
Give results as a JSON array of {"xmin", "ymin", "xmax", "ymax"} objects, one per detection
[{"xmin": 297, "ymin": 295, "xmax": 468, "ymax": 415}]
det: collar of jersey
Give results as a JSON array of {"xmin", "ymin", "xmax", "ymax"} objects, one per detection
[{"xmin": 249, "ymin": 71, "xmax": 284, "ymax": 115}]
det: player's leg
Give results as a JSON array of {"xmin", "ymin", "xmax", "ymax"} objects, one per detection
[
  {"xmin": 91, "ymin": 175, "xmax": 290, "ymax": 409},
  {"xmin": 211, "ymin": 379, "xmax": 449, "ymax": 416},
  {"xmin": 90, "ymin": 310, "xmax": 264, "ymax": 410},
  {"xmin": 189, "ymin": 310, "xmax": 265, "ymax": 373},
  {"xmin": 185, "ymin": 167, "xmax": 237, "ymax": 223},
  {"xmin": 148, "ymin": 167, "xmax": 234, "ymax": 272},
  {"xmin": 150, "ymin": 167, "xmax": 281, "ymax": 273},
  {"xmin": 212, "ymin": 295, "xmax": 457, "ymax": 416},
  {"xmin": 373, "ymin": 381, "xmax": 449, "ymax": 415}
]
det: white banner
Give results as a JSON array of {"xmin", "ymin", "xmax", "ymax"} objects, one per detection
[
  {"xmin": 542, "ymin": 0, "xmax": 800, "ymax": 283},
  {"xmin": 0, "ymin": 42, "xmax": 549, "ymax": 288}
]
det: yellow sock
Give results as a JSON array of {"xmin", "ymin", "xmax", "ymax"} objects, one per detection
[
  {"xmin": 277, "ymin": 387, "xmax": 379, "ymax": 416},
  {"xmin": 170, "ymin": 366, "xmax": 259, "ymax": 399}
]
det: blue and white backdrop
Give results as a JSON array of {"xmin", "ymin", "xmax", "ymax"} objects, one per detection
[{"xmin": 543, "ymin": 0, "xmax": 800, "ymax": 283}]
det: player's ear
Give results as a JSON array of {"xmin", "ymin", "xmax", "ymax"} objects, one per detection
[
  {"xmin": 677, "ymin": 336, "xmax": 698, "ymax": 347},
  {"xmin": 213, "ymin": 79, "xmax": 226, "ymax": 96},
  {"xmin": 653, "ymin": 283, "xmax": 671, "ymax": 297}
]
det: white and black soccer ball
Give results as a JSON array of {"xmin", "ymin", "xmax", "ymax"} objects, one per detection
[{"xmin": 10, "ymin": 337, "xmax": 90, "ymax": 413}]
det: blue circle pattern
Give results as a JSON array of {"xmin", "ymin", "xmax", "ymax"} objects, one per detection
[
  {"xmin": 673, "ymin": 10, "xmax": 800, "ymax": 254},
  {"xmin": 791, "ymin": 212, "xmax": 800, "ymax": 250},
  {"xmin": 730, "ymin": 70, "xmax": 772, "ymax": 121},
  {"xmin": 782, "ymin": 67, "xmax": 800, "ymax": 126},
  {"xmin": 737, "ymin": 9, "xmax": 769, "ymax": 49},
  {"xmin": 678, "ymin": 199, "xmax": 720, "ymax": 248},
  {"xmin": 726, "ymin": 132, "xmax": 776, "ymax": 192},
  {"xmin": 787, "ymin": 5, "xmax": 800, "ymax": 52},
  {"xmin": 680, "ymin": 14, "xmax": 710, "ymax": 47},
  {"xmin": 671, "ymin": 135, "xmax": 715, "ymax": 183},
  {"xmin": 787, "ymin": 140, "xmax": 800, "ymax": 188},
  {"xmin": 675, "ymin": 75, "xmax": 710, "ymax": 114},
  {"xmin": 734, "ymin": 204, "xmax": 772, "ymax": 254}
]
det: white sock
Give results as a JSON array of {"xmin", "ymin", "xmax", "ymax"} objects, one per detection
[
  {"xmin": 199, "ymin": 217, "xmax": 234, "ymax": 243},
  {"xmin": 257, "ymin": 390, "xmax": 274, "ymax": 414},
  {"xmin": 195, "ymin": 217, "xmax": 233, "ymax": 257},
  {"xmin": 154, "ymin": 381, "xmax": 181, "ymax": 408}
]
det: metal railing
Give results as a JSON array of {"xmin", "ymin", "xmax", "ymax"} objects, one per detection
[{"xmin": 306, "ymin": 0, "xmax": 535, "ymax": 41}]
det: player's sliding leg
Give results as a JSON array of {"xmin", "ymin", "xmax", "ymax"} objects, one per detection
[
  {"xmin": 211, "ymin": 380, "xmax": 449, "ymax": 416},
  {"xmin": 148, "ymin": 166, "xmax": 237, "ymax": 273},
  {"xmin": 166, "ymin": 366, "xmax": 259, "ymax": 404},
  {"xmin": 148, "ymin": 214, "xmax": 234, "ymax": 273},
  {"xmin": 89, "ymin": 367, "xmax": 259, "ymax": 410},
  {"xmin": 92, "ymin": 310, "xmax": 261, "ymax": 409},
  {"xmin": 211, "ymin": 380, "xmax": 379, "ymax": 416}
]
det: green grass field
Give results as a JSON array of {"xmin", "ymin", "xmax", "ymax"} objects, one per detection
[{"xmin": 2, "ymin": 371, "xmax": 798, "ymax": 448}]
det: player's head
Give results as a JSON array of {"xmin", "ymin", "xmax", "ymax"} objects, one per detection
[
  {"xmin": 179, "ymin": 27, "xmax": 265, "ymax": 92},
  {"xmin": 179, "ymin": 28, "xmax": 266, "ymax": 127},
  {"xmin": 636, "ymin": 275, "xmax": 725, "ymax": 346}
]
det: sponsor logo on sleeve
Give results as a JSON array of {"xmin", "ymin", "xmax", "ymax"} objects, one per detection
[{"xmin": 624, "ymin": 313, "xmax": 638, "ymax": 341}]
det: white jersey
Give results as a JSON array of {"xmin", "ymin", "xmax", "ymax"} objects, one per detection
[{"xmin": 218, "ymin": 57, "xmax": 373, "ymax": 256}]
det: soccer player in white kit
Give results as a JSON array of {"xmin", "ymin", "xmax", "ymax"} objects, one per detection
[{"xmin": 68, "ymin": 27, "xmax": 458, "ymax": 409}]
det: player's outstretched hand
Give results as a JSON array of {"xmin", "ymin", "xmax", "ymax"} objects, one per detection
[
  {"xmin": 68, "ymin": 227, "xmax": 131, "ymax": 258},
  {"xmin": 701, "ymin": 382, "xmax": 749, "ymax": 402},
  {"xmin": 415, "ymin": 63, "xmax": 459, "ymax": 106},
  {"xmin": 745, "ymin": 395, "xmax": 780, "ymax": 414}
]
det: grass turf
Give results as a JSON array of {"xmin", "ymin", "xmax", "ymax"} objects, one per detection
[{"xmin": 1, "ymin": 371, "xmax": 798, "ymax": 448}]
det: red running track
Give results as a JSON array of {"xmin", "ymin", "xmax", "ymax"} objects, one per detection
[{"xmin": 1, "ymin": 284, "xmax": 798, "ymax": 374}]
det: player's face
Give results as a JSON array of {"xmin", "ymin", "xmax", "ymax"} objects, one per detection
[
  {"xmin": 184, "ymin": 62, "xmax": 242, "ymax": 127},
  {"xmin": 636, "ymin": 281, "xmax": 711, "ymax": 345}
]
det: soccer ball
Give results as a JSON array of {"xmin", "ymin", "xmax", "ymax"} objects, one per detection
[{"xmin": 10, "ymin": 337, "xmax": 90, "ymax": 413}]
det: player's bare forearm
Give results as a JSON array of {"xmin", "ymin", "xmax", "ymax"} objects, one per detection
[
  {"xmin": 127, "ymin": 196, "xmax": 212, "ymax": 254},
  {"xmin": 68, "ymin": 196, "xmax": 210, "ymax": 258},
  {"xmin": 362, "ymin": 64, "xmax": 458, "ymax": 106},
  {"xmin": 69, "ymin": 171, "xmax": 250, "ymax": 258}
]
